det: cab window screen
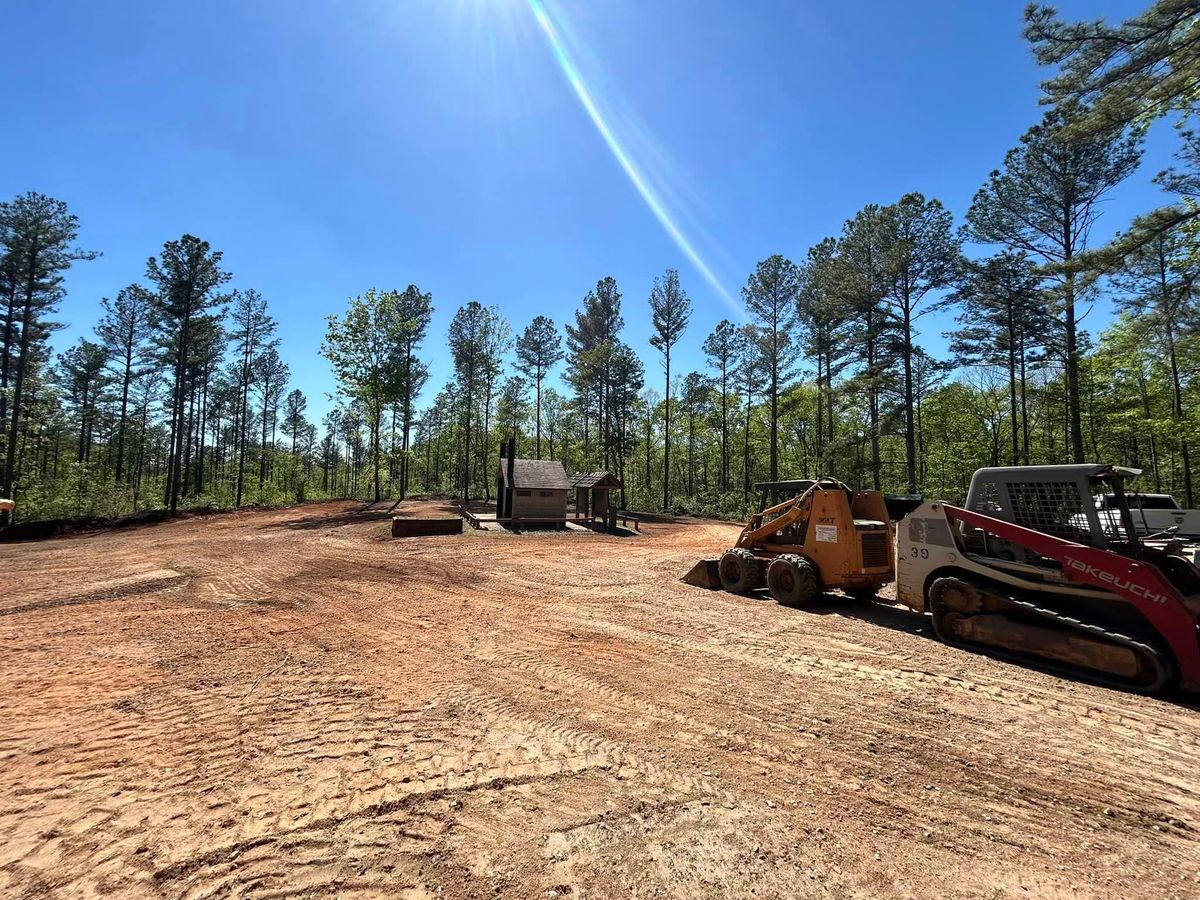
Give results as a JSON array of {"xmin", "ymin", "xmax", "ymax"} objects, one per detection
[{"xmin": 1005, "ymin": 481, "xmax": 1092, "ymax": 543}]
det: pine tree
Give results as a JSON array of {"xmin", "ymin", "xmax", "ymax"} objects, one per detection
[
  {"xmin": 253, "ymin": 347, "xmax": 289, "ymax": 491},
  {"xmin": 946, "ymin": 251, "xmax": 1048, "ymax": 466},
  {"xmin": 834, "ymin": 207, "xmax": 891, "ymax": 490},
  {"xmin": 96, "ymin": 284, "xmax": 154, "ymax": 484},
  {"xmin": 736, "ymin": 324, "xmax": 766, "ymax": 506},
  {"xmin": 146, "ymin": 234, "xmax": 230, "ymax": 514},
  {"xmin": 59, "ymin": 339, "xmax": 108, "ymax": 465},
  {"xmin": 648, "ymin": 268, "xmax": 690, "ymax": 509},
  {"xmin": 966, "ymin": 109, "xmax": 1141, "ymax": 463},
  {"xmin": 498, "ymin": 375, "xmax": 528, "ymax": 449},
  {"xmin": 680, "ymin": 372, "xmax": 711, "ymax": 498},
  {"xmin": 478, "ymin": 307, "xmax": 511, "ymax": 501},
  {"xmin": 1112, "ymin": 226, "xmax": 1200, "ymax": 504},
  {"xmin": 282, "ymin": 389, "xmax": 308, "ymax": 459},
  {"xmin": 565, "ymin": 277, "xmax": 624, "ymax": 472},
  {"xmin": 393, "ymin": 285, "xmax": 432, "ymax": 500},
  {"xmin": 742, "ymin": 255, "xmax": 799, "ymax": 481},
  {"xmin": 1025, "ymin": 1, "xmax": 1200, "ymax": 266},
  {"xmin": 702, "ymin": 320, "xmax": 739, "ymax": 492},
  {"xmin": 1025, "ymin": 1, "xmax": 1199, "ymax": 140},
  {"xmin": 880, "ymin": 192, "xmax": 962, "ymax": 491},
  {"xmin": 797, "ymin": 238, "xmax": 851, "ymax": 476},
  {"xmin": 228, "ymin": 289, "xmax": 277, "ymax": 506},
  {"xmin": 608, "ymin": 343, "xmax": 644, "ymax": 507},
  {"xmin": 184, "ymin": 314, "xmax": 224, "ymax": 497},
  {"xmin": 515, "ymin": 315, "xmax": 564, "ymax": 459},
  {"xmin": 447, "ymin": 301, "xmax": 489, "ymax": 500},
  {"xmin": 0, "ymin": 193, "xmax": 97, "ymax": 519}
]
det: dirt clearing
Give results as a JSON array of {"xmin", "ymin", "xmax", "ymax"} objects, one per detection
[{"xmin": 1, "ymin": 500, "xmax": 1198, "ymax": 898}]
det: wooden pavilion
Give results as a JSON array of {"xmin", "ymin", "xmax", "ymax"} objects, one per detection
[{"xmin": 570, "ymin": 471, "xmax": 623, "ymax": 529}]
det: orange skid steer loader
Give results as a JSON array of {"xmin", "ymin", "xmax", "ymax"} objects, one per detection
[{"xmin": 683, "ymin": 478, "xmax": 894, "ymax": 606}]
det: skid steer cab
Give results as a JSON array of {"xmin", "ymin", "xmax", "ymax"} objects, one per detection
[
  {"xmin": 897, "ymin": 464, "xmax": 1200, "ymax": 694},
  {"xmin": 682, "ymin": 477, "xmax": 895, "ymax": 607}
]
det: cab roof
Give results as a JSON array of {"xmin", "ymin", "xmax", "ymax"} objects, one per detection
[{"xmin": 971, "ymin": 464, "xmax": 1143, "ymax": 481}]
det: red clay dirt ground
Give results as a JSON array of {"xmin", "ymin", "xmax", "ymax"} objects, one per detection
[{"xmin": 1, "ymin": 499, "xmax": 1199, "ymax": 898}]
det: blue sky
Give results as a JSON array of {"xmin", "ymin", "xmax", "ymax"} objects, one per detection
[{"xmin": 1, "ymin": 0, "xmax": 1178, "ymax": 419}]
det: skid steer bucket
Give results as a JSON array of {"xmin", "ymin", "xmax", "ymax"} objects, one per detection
[{"xmin": 681, "ymin": 559, "xmax": 721, "ymax": 589}]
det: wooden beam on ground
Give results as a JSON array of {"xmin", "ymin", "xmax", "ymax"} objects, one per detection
[{"xmin": 391, "ymin": 517, "xmax": 463, "ymax": 538}]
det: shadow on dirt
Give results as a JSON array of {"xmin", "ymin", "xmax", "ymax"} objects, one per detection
[
  {"xmin": 262, "ymin": 503, "xmax": 396, "ymax": 531},
  {"xmin": 793, "ymin": 593, "xmax": 1200, "ymax": 708},
  {"xmin": 717, "ymin": 589, "xmax": 930, "ymax": 637},
  {"xmin": 0, "ymin": 506, "xmax": 221, "ymax": 543},
  {"xmin": 800, "ymin": 596, "xmax": 933, "ymax": 637},
  {"xmin": 574, "ymin": 522, "xmax": 640, "ymax": 538}
]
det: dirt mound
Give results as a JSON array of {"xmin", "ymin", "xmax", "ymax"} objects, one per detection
[
  {"xmin": 0, "ymin": 506, "xmax": 208, "ymax": 541},
  {"xmin": 0, "ymin": 499, "xmax": 358, "ymax": 542}
]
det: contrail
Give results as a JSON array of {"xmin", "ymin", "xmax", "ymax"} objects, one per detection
[{"xmin": 527, "ymin": 0, "xmax": 739, "ymax": 311}]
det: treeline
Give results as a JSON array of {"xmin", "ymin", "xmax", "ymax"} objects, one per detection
[
  {"xmin": 6, "ymin": 0, "xmax": 1199, "ymax": 523},
  {"xmin": 0, "ymin": 199, "xmax": 329, "ymax": 521}
]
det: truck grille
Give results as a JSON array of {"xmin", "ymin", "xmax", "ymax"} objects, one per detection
[{"xmin": 860, "ymin": 531, "xmax": 890, "ymax": 569}]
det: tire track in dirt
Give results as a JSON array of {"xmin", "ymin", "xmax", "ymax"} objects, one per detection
[
  {"xmin": 560, "ymin": 608, "xmax": 1200, "ymax": 754},
  {"xmin": 507, "ymin": 599, "xmax": 1200, "ymax": 858},
  {"xmin": 0, "ymin": 569, "xmax": 188, "ymax": 616},
  {"xmin": 430, "ymin": 685, "xmax": 725, "ymax": 803},
  {"xmin": 479, "ymin": 646, "xmax": 825, "ymax": 767}
]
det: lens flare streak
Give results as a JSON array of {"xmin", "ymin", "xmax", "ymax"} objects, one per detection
[{"xmin": 528, "ymin": 0, "xmax": 736, "ymax": 308}]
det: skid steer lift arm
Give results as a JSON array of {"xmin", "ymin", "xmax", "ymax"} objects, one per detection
[
  {"xmin": 734, "ymin": 479, "xmax": 843, "ymax": 550},
  {"xmin": 943, "ymin": 504, "xmax": 1200, "ymax": 691}
]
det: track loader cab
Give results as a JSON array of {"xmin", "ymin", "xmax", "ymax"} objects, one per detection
[
  {"xmin": 961, "ymin": 464, "xmax": 1142, "ymax": 557},
  {"xmin": 958, "ymin": 466, "xmax": 1200, "ymax": 593}
]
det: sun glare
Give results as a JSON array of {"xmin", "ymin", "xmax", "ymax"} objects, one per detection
[{"xmin": 525, "ymin": 0, "xmax": 739, "ymax": 312}]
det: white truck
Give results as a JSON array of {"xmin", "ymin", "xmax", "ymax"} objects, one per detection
[{"xmin": 1096, "ymin": 491, "xmax": 1200, "ymax": 539}]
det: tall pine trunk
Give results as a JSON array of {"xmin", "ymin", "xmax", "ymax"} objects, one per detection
[
  {"xmin": 3, "ymin": 255, "xmax": 41, "ymax": 520},
  {"xmin": 662, "ymin": 351, "xmax": 671, "ymax": 510},
  {"xmin": 901, "ymin": 295, "xmax": 917, "ymax": 492}
]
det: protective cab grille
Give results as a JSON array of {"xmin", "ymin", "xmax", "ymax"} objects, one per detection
[{"xmin": 860, "ymin": 531, "xmax": 890, "ymax": 569}]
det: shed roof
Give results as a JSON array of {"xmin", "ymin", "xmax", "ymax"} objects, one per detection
[
  {"xmin": 570, "ymin": 471, "xmax": 623, "ymax": 490},
  {"xmin": 499, "ymin": 458, "xmax": 570, "ymax": 490}
]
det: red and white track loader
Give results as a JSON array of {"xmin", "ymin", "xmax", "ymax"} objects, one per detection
[{"xmin": 896, "ymin": 464, "xmax": 1200, "ymax": 693}]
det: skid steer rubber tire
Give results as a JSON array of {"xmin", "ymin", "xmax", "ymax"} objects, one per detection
[
  {"xmin": 719, "ymin": 548, "xmax": 762, "ymax": 595},
  {"xmin": 767, "ymin": 554, "xmax": 820, "ymax": 607}
]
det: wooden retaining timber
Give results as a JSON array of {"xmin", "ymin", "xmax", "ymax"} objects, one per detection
[
  {"xmin": 497, "ymin": 516, "xmax": 567, "ymax": 532},
  {"xmin": 391, "ymin": 517, "xmax": 463, "ymax": 538}
]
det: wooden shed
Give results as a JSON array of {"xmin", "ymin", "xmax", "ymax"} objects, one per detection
[
  {"xmin": 496, "ymin": 438, "xmax": 569, "ymax": 528},
  {"xmin": 570, "ymin": 472, "xmax": 623, "ymax": 528}
]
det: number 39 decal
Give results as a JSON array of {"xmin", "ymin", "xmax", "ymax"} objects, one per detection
[{"xmin": 910, "ymin": 547, "xmax": 929, "ymax": 559}]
